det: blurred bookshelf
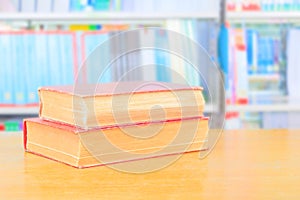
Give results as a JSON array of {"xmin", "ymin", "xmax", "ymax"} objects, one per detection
[
  {"xmin": 228, "ymin": 11, "xmax": 300, "ymax": 22},
  {"xmin": 224, "ymin": 0, "xmax": 300, "ymax": 129},
  {"xmin": 1, "ymin": 0, "xmax": 300, "ymax": 129},
  {"xmin": 0, "ymin": 0, "xmax": 222, "ymax": 131},
  {"xmin": 0, "ymin": 12, "xmax": 219, "ymax": 21}
]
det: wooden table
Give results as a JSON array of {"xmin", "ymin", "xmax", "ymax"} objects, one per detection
[{"xmin": 1, "ymin": 130, "xmax": 300, "ymax": 199}]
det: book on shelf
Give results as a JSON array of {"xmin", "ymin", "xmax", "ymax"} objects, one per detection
[
  {"xmin": 226, "ymin": 25, "xmax": 284, "ymax": 105},
  {"xmin": 0, "ymin": 31, "xmax": 76, "ymax": 106},
  {"xmin": 20, "ymin": 0, "xmax": 35, "ymax": 12},
  {"xmin": 24, "ymin": 116, "xmax": 208, "ymax": 168},
  {"xmin": 227, "ymin": 0, "xmax": 300, "ymax": 12},
  {"xmin": 39, "ymin": 81, "xmax": 205, "ymax": 129},
  {"xmin": 36, "ymin": 0, "xmax": 52, "ymax": 13},
  {"xmin": 53, "ymin": 0, "xmax": 70, "ymax": 13},
  {"xmin": 0, "ymin": 23, "xmax": 218, "ymax": 106}
]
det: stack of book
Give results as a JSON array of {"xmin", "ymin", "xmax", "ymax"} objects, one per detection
[{"xmin": 23, "ymin": 81, "xmax": 209, "ymax": 168}]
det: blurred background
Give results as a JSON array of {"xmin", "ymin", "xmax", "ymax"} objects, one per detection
[{"xmin": 0, "ymin": 0, "xmax": 299, "ymax": 131}]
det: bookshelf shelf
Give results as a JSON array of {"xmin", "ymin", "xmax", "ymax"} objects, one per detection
[
  {"xmin": 228, "ymin": 11, "xmax": 300, "ymax": 22},
  {"xmin": 248, "ymin": 74, "xmax": 280, "ymax": 82},
  {"xmin": 0, "ymin": 12, "xmax": 218, "ymax": 22},
  {"xmin": 0, "ymin": 106, "xmax": 39, "ymax": 115},
  {"xmin": 227, "ymin": 104, "xmax": 300, "ymax": 112},
  {"xmin": 199, "ymin": 104, "xmax": 300, "ymax": 113}
]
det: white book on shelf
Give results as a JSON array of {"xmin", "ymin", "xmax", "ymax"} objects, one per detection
[
  {"xmin": 139, "ymin": 29, "xmax": 156, "ymax": 81},
  {"xmin": 235, "ymin": 29, "xmax": 249, "ymax": 102},
  {"xmin": 287, "ymin": 29, "xmax": 300, "ymax": 100},
  {"xmin": 133, "ymin": 0, "xmax": 154, "ymax": 13},
  {"xmin": 166, "ymin": 20, "xmax": 186, "ymax": 84},
  {"xmin": 53, "ymin": 0, "xmax": 70, "ymax": 13},
  {"xmin": 263, "ymin": 112, "xmax": 288, "ymax": 129},
  {"xmin": 36, "ymin": 0, "xmax": 52, "ymax": 13},
  {"xmin": 20, "ymin": 0, "xmax": 35, "ymax": 13}
]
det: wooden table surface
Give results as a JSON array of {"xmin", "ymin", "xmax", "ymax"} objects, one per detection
[{"xmin": 1, "ymin": 130, "xmax": 300, "ymax": 200}]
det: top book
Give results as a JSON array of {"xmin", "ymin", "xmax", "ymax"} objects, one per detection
[{"xmin": 39, "ymin": 81, "xmax": 205, "ymax": 129}]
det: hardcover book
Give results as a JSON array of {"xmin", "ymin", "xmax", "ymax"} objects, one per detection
[{"xmin": 39, "ymin": 81, "xmax": 205, "ymax": 129}]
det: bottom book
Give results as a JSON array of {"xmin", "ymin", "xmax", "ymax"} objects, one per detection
[{"xmin": 24, "ymin": 117, "xmax": 209, "ymax": 169}]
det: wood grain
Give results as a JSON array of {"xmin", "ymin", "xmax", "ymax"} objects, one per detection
[{"xmin": 1, "ymin": 130, "xmax": 300, "ymax": 199}]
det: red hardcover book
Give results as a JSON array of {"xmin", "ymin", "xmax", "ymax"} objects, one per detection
[{"xmin": 24, "ymin": 117, "xmax": 209, "ymax": 169}]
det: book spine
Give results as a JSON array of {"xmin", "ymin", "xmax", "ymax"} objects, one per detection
[
  {"xmin": 48, "ymin": 33, "xmax": 62, "ymax": 86},
  {"xmin": 36, "ymin": 0, "xmax": 52, "ymax": 13},
  {"xmin": 82, "ymin": 32, "xmax": 111, "ymax": 83},
  {"xmin": 53, "ymin": 0, "xmax": 70, "ymax": 13},
  {"xmin": 26, "ymin": 33, "xmax": 38, "ymax": 103},
  {"xmin": 155, "ymin": 29, "xmax": 170, "ymax": 82},
  {"xmin": 23, "ymin": 120, "xmax": 28, "ymax": 150},
  {"xmin": 139, "ymin": 29, "xmax": 156, "ymax": 81},
  {"xmin": 0, "ymin": 34, "xmax": 4, "ymax": 104},
  {"xmin": 20, "ymin": 0, "xmax": 36, "ymax": 12}
]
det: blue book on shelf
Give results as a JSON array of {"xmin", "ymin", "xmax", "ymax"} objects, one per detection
[
  {"xmin": 0, "ymin": 35, "xmax": 5, "ymax": 103},
  {"xmin": 155, "ymin": 30, "xmax": 170, "ymax": 82},
  {"xmin": 263, "ymin": 37, "xmax": 269, "ymax": 74},
  {"xmin": 34, "ymin": 34, "xmax": 49, "ymax": 89},
  {"xmin": 26, "ymin": 34, "xmax": 38, "ymax": 104},
  {"xmin": 48, "ymin": 34, "xmax": 62, "ymax": 86},
  {"xmin": 59, "ymin": 34, "xmax": 73, "ymax": 85},
  {"xmin": 195, "ymin": 21, "xmax": 210, "ymax": 86},
  {"xmin": 182, "ymin": 20, "xmax": 192, "ymax": 85},
  {"xmin": 265, "ymin": 37, "xmax": 272, "ymax": 74},
  {"xmin": 17, "ymin": 34, "xmax": 28, "ymax": 104},
  {"xmin": 91, "ymin": 0, "xmax": 110, "ymax": 11},
  {"xmin": 246, "ymin": 29, "xmax": 259, "ymax": 75},
  {"xmin": 196, "ymin": 21, "xmax": 209, "ymax": 50},
  {"xmin": 4, "ymin": 34, "xmax": 13, "ymax": 104},
  {"xmin": 43, "ymin": 34, "xmax": 51, "ymax": 86},
  {"xmin": 218, "ymin": 24, "xmax": 229, "ymax": 89},
  {"xmin": 84, "ymin": 33, "xmax": 111, "ymax": 83},
  {"xmin": 268, "ymin": 37, "xmax": 275, "ymax": 73},
  {"xmin": 67, "ymin": 33, "xmax": 75, "ymax": 84},
  {"xmin": 10, "ymin": 34, "xmax": 27, "ymax": 105},
  {"xmin": 246, "ymin": 29, "xmax": 254, "ymax": 71},
  {"xmin": 110, "ymin": 0, "xmax": 117, "ymax": 11},
  {"xmin": 5, "ymin": 34, "xmax": 14, "ymax": 104},
  {"xmin": 257, "ymin": 37, "xmax": 265, "ymax": 74},
  {"xmin": 70, "ymin": 0, "xmax": 82, "ymax": 11},
  {"xmin": 57, "ymin": 34, "xmax": 65, "ymax": 85}
]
